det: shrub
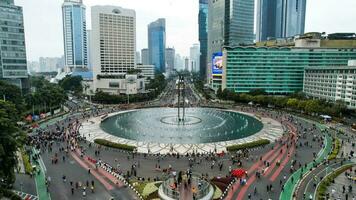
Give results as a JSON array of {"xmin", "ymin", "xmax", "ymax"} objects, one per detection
[
  {"xmin": 328, "ymin": 138, "xmax": 340, "ymax": 160},
  {"xmin": 226, "ymin": 139, "xmax": 270, "ymax": 152},
  {"xmin": 21, "ymin": 150, "xmax": 33, "ymax": 175},
  {"xmin": 0, "ymin": 189, "xmax": 22, "ymax": 200},
  {"xmin": 94, "ymin": 139, "xmax": 136, "ymax": 152}
]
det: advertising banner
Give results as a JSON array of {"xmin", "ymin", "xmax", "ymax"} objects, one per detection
[{"xmin": 212, "ymin": 52, "xmax": 223, "ymax": 75}]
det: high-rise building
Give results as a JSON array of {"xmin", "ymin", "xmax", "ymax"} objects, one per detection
[
  {"xmin": 39, "ymin": 57, "xmax": 64, "ymax": 72},
  {"xmin": 135, "ymin": 51, "xmax": 141, "ymax": 64},
  {"xmin": 304, "ymin": 60, "xmax": 356, "ymax": 109},
  {"xmin": 141, "ymin": 48, "xmax": 149, "ymax": 65},
  {"xmin": 256, "ymin": 0, "xmax": 277, "ymax": 42},
  {"xmin": 0, "ymin": 0, "xmax": 28, "ymax": 91},
  {"xmin": 165, "ymin": 48, "xmax": 175, "ymax": 75},
  {"xmin": 208, "ymin": 0, "xmax": 255, "ymax": 89},
  {"xmin": 148, "ymin": 18, "xmax": 166, "ymax": 72},
  {"xmin": 175, "ymin": 54, "xmax": 184, "ymax": 71},
  {"xmin": 62, "ymin": 0, "xmax": 87, "ymax": 72},
  {"xmin": 190, "ymin": 44, "xmax": 200, "ymax": 73},
  {"xmin": 136, "ymin": 64, "xmax": 155, "ymax": 84},
  {"xmin": 256, "ymin": 0, "xmax": 306, "ymax": 42},
  {"xmin": 184, "ymin": 57, "xmax": 190, "ymax": 71},
  {"xmin": 91, "ymin": 6, "xmax": 139, "ymax": 94},
  {"xmin": 223, "ymin": 0, "xmax": 255, "ymax": 46},
  {"xmin": 87, "ymin": 29, "xmax": 92, "ymax": 70},
  {"xmin": 28, "ymin": 61, "xmax": 40, "ymax": 73},
  {"xmin": 280, "ymin": 0, "xmax": 307, "ymax": 38},
  {"xmin": 199, "ymin": 0, "xmax": 208, "ymax": 78}
]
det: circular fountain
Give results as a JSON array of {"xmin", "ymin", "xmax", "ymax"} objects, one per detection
[{"xmin": 100, "ymin": 107, "xmax": 263, "ymax": 144}]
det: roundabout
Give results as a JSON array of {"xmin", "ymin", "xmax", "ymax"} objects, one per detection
[
  {"xmin": 100, "ymin": 107, "xmax": 264, "ymax": 144},
  {"xmin": 80, "ymin": 107, "xmax": 284, "ymax": 154}
]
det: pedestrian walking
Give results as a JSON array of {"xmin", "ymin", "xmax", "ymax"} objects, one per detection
[
  {"xmin": 62, "ymin": 175, "xmax": 66, "ymax": 183},
  {"xmin": 82, "ymin": 190, "xmax": 86, "ymax": 198},
  {"xmin": 91, "ymin": 185, "xmax": 94, "ymax": 193}
]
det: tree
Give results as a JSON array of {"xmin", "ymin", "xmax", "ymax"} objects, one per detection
[
  {"xmin": 289, "ymin": 91, "xmax": 306, "ymax": 100},
  {"xmin": 305, "ymin": 100, "xmax": 320, "ymax": 114},
  {"xmin": 0, "ymin": 100, "xmax": 25, "ymax": 186},
  {"xmin": 59, "ymin": 75, "xmax": 83, "ymax": 94},
  {"xmin": 287, "ymin": 98, "xmax": 299, "ymax": 110},
  {"xmin": 0, "ymin": 81, "xmax": 25, "ymax": 113},
  {"xmin": 147, "ymin": 73, "xmax": 166, "ymax": 91},
  {"xmin": 297, "ymin": 100, "xmax": 307, "ymax": 112},
  {"xmin": 217, "ymin": 87, "xmax": 223, "ymax": 99},
  {"xmin": 248, "ymin": 89, "xmax": 267, "ymax": 96},
  {"xmin": 274, "ymin": 97, "xmax": 288, "ymax": 108},
  {"xmin": 24, "ymin": 77, "xmax": 67, "ymax": 115},
  {"xmin": 29, "ymin": 76, "xmax": 46, "ymax": 89}
]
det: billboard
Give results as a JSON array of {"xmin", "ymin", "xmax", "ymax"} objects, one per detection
[{"xmin": 212, "ymin": 52, "xmax": 223, "ymax": 75}]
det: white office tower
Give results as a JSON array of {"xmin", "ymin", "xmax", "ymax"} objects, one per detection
[
  {"xmin": 190, "ymin": 43, "xmax": 200, "ymax": 73},
  {"xmin": 91, "ymin": 6, "xmax": 142, "ymax": 94}
]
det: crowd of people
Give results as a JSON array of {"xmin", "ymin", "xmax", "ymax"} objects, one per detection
[{"xmin": 22, "ymin": 97, "xmax": 356, "ymax": 200}]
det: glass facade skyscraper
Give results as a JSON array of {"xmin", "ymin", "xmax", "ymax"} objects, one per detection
[
  {"xmin": 207, "ymin": 0, "xmax": 255, "ymax": 89},
  {"xmin": 282, "ymin": 0, "xmax": 307, "ymax": 38},
  {"xmin": 256, "ymin": 0, "xmax": 277, "ymax": 42},
  {"xmin": 0, "ymin": 0, "xmax": 28, "ymax": 91},
  {"xmin": 224, "ymin": 0, "xmax": 255, "ymax": 46},
  {"xmin": 148, "ymin": 18, "xmax": 166, "ymax": 73},
  {"xmin": 62, "ymin": 0, "xmax": 87, "ymax": 72},
  {"xmin": 257, "ymin": 0, "xmax": 306, "ymax": 41},
  {"xmin": 199, "ymin": 0, "xmax": 208, "ymax": 78}
]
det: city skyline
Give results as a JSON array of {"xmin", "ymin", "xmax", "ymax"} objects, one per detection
[{"xmin": 16, "ymin": 0, "xmax": 356, "ymax": 61}]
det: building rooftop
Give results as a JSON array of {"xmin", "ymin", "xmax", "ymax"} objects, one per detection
[
  {"xmin": 255, "ymin": 32, "xmax": 356, "ymax": 48},
  {"xmin": 305, "ymin": 60, "xmax": 356, "ymax": 70},
  {"xmin": 64, "ymin": 0, "xmax": 82, "ymax": 3}
]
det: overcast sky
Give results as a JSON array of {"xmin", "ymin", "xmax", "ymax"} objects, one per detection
[{"xmin": 15, "ymin": 0, "xmax": 356, "ymax": 62}]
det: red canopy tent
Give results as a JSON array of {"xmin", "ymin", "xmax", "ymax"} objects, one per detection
[
  {"xmin": 25, "ymin": 115, "xmax": 32, "ymax": 122},
  {"xmin": 231, "ymin": 169, "xmax": 246, "ymax": 178},
  {"xmin": 40, "ymin": 113, "xmax": 46, "ymax": 119},
  {"xmin": 217, "ymin": 151, "xmax": 225, "ymax": 157}
]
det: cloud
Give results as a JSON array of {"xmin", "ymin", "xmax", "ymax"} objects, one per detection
[{"xmin": 15, "ymin": 0, "xmax": 356, "ymax": 61}]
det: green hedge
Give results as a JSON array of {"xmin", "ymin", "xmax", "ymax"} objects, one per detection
[
  {"xmin": 94, "ymin": 139, "xmax": 136, "ymax": 152},
  {"xmin": 0, "ymin": 189, "xmax": 22, "ymax": 200},
  {"xmin": 328, "ymin": 138, "xmax": 341, "ymax": 160},
  {"xmin": 316, "ymin": 164, "xmax": 353, "ymax": 200},
  {"xmin": 21, "ymin": 150, "xmax": 33, "ymax": 175},
  {"xmin": 226, "ymin": 139, "xmax": 270, "ymax": 152}
]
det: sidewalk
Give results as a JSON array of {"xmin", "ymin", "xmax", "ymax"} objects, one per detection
[{"xmin": 32, "ymin": 149, "xmax": 51, "ymax": 200}]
